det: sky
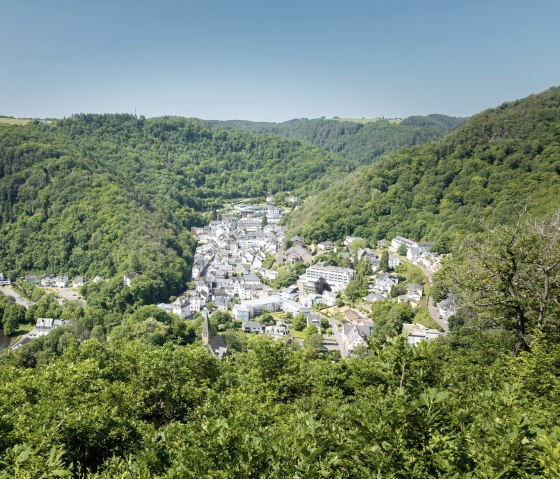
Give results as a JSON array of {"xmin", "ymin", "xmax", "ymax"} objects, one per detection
[{"xmin": 1, "ymin": 0, "xmax": 559, "ymax": 121}]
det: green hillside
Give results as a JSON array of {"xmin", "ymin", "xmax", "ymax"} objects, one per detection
[
  {"xmin": 0, "ymin": 114, "xmax": 352, "ymax": 302},
  {"xmin": 286, "ymin": 87, "xmax": 560, "ymax": 244},
  {"xmin": 211, "ymin": 114, "xmax": 465, "ymax": 165}
]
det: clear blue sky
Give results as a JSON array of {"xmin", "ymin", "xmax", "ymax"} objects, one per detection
[{"xmin": 1, "ymin": 0, "xmax": 559, "ymax": 121}]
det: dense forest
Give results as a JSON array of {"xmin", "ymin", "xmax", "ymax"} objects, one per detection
[
  {"xmin": 1, "ymin": 320, "xmax": 559, "ymax": 477},
  {"xmin": 0, "ymin": 115, "xmax": 352, "ymax": 302},
  {"xmin": 286, "ymin": 87, "xmax": 560, "ymax": 245},
  {"xmin": 211, "ymin": 114, "xmax": 465, "ymax": 165}
]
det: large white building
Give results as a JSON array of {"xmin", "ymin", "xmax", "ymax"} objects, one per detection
[
  {"xmin": 303, "ymin": 265, "xmax": 355, "ymax": 290},
  {"xmin": 390, "ymin": 236, "xmax": 433, "ymax": 255},
  {"xmin": 232, "ymin": 295, "xmax": 284, "ymax": 320}
]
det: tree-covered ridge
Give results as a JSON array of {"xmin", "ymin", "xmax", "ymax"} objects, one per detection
[
  {"xmin": 286, "ymin": 87, "xmax": 560, "ymax": 244},
  {"xmin": 0, "ymin": 115, "xmax": 351, "ymax": 298},
  {"xmin": 211, "ymin": 114, "xmax": 465, "ymax": 164}
]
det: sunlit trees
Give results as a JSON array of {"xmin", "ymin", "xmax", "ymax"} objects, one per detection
[{"xmin": 453, "ymin": 208, "xmax": 560, "ymax": 355}]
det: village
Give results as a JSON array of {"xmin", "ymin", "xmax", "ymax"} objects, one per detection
[
  {"xmin": 152, "ymin": 199, "xmax": 455, "ymax": 358},
  {"xmin": 1, "ymin": 199, "xmax": 456, "ymax": 357}
]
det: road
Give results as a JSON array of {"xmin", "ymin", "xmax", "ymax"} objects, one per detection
[
  {"xmin": 389, "ymin": 253, "xmax": 450, "ymax": 333},
  {"xmin": 0, "ymin": 286, "xmax": 32, "ymax": 309},
  {"xmin": 328, "ymin": 317, "xmax": 349, "ymax": 358},
  {"xmin": 428, "ymin": 297, "xmax": 448, "ymax": 333},
  {"xmin": 396, "ymin": 254, "xmax": 433, "ymax": 284},
  {"xmin": 51, "ymin": 288, "xmax": 87, "ymax": 307}
]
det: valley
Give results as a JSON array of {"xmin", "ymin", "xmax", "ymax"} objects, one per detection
[{"xmin": 0, "ymin": 87, "xmax": 558, "ymax": 478}]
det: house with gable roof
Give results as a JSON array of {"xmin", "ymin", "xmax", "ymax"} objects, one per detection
[{"xmin": 341, "ymin": 323, "xmax": 371, "ymax": 353}]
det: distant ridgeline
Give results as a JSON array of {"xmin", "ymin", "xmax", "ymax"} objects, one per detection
[
  {"xmin": 286, "ymin": 87, "xmax": 560, "ymax": 245},
  {"xmin": 0, "ymin": 114, "xmax": 353, "ymax": 301},
  {"xmin": 210, "ymin": 114, "xmax": 465, "ymax": 165}
]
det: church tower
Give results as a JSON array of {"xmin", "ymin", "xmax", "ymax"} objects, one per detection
[{"xmin": 202, "ymin": 315, "xmax": 211, "ymax": 345}]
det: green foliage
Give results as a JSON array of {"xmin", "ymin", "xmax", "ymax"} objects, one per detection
[
  {"xmin": 380, "ymin": 250, "xmax": 389, "ymax": 272},
  {"xmin": 262, "ymin": 253, "xmax": 276, "ymax": 270},
  {"xmin": 287, "ymin": 87, "xmax": 560, "ymax": 245},
  {"xmin": 451, "ymin": 209, "xmax": 560, "ymax": 355},
  {"xmin": 274, "ymin": 263, "xmax": 307, "ymax": 289},
  {"xmin": 303, "ymin": 325, "xmax": 319, "ymax": 338},
  {"xmin": 371, "ymin": 301, "xmax": 414, "ymax": 341},
  {"xmin": 303, "ymin": 332, "xmax": 324, "ymax": 351},
  {"xmin": 1, "ymin": 329, "xmax": 558, "ymax": 477},
  {"xmin": 344, "ymin": 258, "xmax": 371, "ymax": 302},
  {"xmin": 292, "ymin": 313, "xmax": 307, "ymax": 331},
  {"xmin": 260, "ymin": 311, "xmax": 275, "ymax": 326},
  {"xmin": 2, "ymin": 303, "xmax": 26, "ymax": 335}
]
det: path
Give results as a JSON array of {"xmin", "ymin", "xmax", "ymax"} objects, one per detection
[{"xmin": 328, "ymin": 317, "xmax": 349, "ymax": 358}]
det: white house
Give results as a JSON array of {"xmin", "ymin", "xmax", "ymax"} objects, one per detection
[
  {"xmin": 342, "ymin": 324, "xmax": 371, "ymax": 353},
  {"xmin": 189, "ymin": 292, "xmax": 205, "ymax": 314},
  {"xmin": 172, "ymin": 297, "xmax": 190, "ymax": 318},
  {"xmin": 72, "ymin": 276, "xmax": 87, "ymax": 287},
  {"xmin": 265, "ymin": 323, "xmax": 290, "ymax": 336},
  {"xmin": 307, "ymin": 313, "xmax": 322, "ymax": 333},
  {"xmin": 233, "ymin": 304, "xmax": 250, "ymax": 321},
  {"xmin": 41, "ymin": 274, "xmax": 69, "ymax": 288},
  {"xmin": 375, "ymin": 273, "xmax": 398, "ymax": 293},
  {"xmin": 391, "ymin": 236, "xmax": 434, "ymax": 256},
  {"xmin": 322, "ymin": 290, "xmax": 338, "ymax": 306},
  {"xmin": 243, "ymin": 320, "xmax": 264, "ymax": 334},
  {"xmin": 438, "ymin": 297, "xmax": 456, "ymax": 319},
  {"xmin": 299, "ymin": 293, "xmax": 323, "ymax": 308},
  {"xmin": 282, "ymin": 299, "xmax": 310, "ymax": 318},
  {"xmin": 407, "ymin": 284, "xmax": 424, "ymax": 301},
  {"xmin": 403, "ymin": 323, "xmax": 441, "ymax": 346},
  {"xmin": 123, "ymin": 272, "xmax": 140, "ymax": 287},
  {"xmin": 33, "ymin": 318, "xmax": 70, "ymax": 337},
  {"xmin": 234, "ymin": 295, "xmax": 284, "ymax": 320},
  {"xmin": 388, "ymin": 254, "xmax": 401, "ymax": 269}
]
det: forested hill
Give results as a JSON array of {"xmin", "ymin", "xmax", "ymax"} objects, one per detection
[
  {"xmin": 0, "ymin": 115, "xmax": 351, "ymax": 300},
  {"xmin": 210, "ymin": 114, "xmax": 465, "ymax": 165},
  {"xmin": 286, "ymin": 87, "xmax": 560, "ymax": 245}
]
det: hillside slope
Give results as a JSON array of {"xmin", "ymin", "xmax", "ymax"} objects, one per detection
[
  {"xmin": 211, "ymin": 115, "xmax": 465, "ymax": 164},
  {"xmin": 286, "ymin": 87, "xmax": 560, "ymax": 245},
  {"xmin": 0, "ymin": 115, "xmax": 351, "ymax": 301}
]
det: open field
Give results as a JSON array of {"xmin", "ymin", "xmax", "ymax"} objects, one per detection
[
  {"xmin": 0, "ymin": 117, "xmax": 31, "ymax": 125},
  {"xmin": 331, "ymin": 117, "xmax": 402, "ymax": 124}
]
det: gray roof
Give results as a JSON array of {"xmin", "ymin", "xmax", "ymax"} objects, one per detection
[
  {"xmin": 343, "ymin": 324, "xmax": 371, "ymax": 344},
  {"xmin": 244, "ymin": 320, "xmax": 263, "ymax": 329},
  {"xmin": 285, "ymin": 245, "xmax": 311, "ymax": 258}
]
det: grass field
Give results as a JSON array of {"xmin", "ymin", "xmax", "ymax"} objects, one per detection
[
  {"xmin": 0, "ymin": 117, "xmax": 31, "ymax": 125},
  {"xmin": 9, "ymin": 323, "xmax": 35, "ymax": 345},
  {"xmin": 289, "ymin": 328, "xmax": 307, "ymax": 339}
]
